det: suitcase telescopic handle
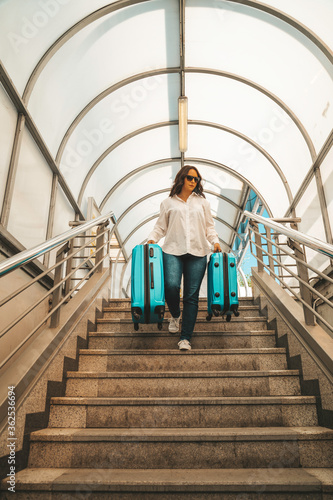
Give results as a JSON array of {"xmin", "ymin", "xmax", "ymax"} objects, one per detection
[{"xmin": 150, "ymin": 262, "xmax": 154, "ymax": 289}]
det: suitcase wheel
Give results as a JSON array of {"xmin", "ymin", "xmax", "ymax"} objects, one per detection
[
  {"xmin": 134, "ymin": 323, "xmax": 139, "ymax": 331},
  {"xmin": 213, "ymin": 309, "xmax": 220, "ymax": 317},
  {"xmin": 206, "ymin": 314, "xmax": 212, "ymax": 321},
  {"xmin": 226, "ymin": 314, "xmax": 231, "ymax": 322},
  {"xmin": 234, "ymin": 310, "xmax": 240, "ymax": 317},
  {"xmin": 158, "ymin": 322, "xmax": 163, "ymax": 330}
]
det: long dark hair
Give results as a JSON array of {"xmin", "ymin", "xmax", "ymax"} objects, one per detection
[{"xmin": 169, "ymin": 165, "xmax": 205, "ymax": 198}]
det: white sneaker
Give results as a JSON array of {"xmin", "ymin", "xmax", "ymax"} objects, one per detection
[
  {"xmin": 169, "ymin": 316, "xmax": 180, "ymax": 333},
  {"xmin": 178, "ymin": 339, "xmax": 191, "ymax": 350}
]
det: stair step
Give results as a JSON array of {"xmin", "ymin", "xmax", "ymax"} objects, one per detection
[
  {"xmin": 65, "ymin": 370, "xmax": 301, "ymax": 398},
  {"xmin": 5, "ymin": 467, "xmax": 333, "ymax": 499},
  {"xmin": 102, "ymin": 305, "xmax": 262, "ymax": 319},
  {"xmin": 78, "ymin": 348, "xmax": 288, "ymax": 372},
  {"xmin": 105, "ymin": 297, "xmax": 256, "ymax": 308},
  {"xmin": 27, "ymin": 427, "xmax": 333, "ymax": 469},
  {"xmin": 96, "ymin": 317, "xmax": 268, "ymax": 333},
  {"xmin": 48, "ymin": 396, "xmax": 318, "ymax": 428},
  {"xmin": 88, "ymin": 330, "xmax": 276, "ymax": 349}
]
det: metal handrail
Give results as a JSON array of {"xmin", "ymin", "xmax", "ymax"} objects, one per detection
[
  {"xmin": 0, "ymin": 212, "xmax": 115, "ymax": 371},
  {"xmin": 244, "ymin": 210, "xmax": 333, "ymax": 259},
  {"xmin": 245, "ymin": 210, "xmax": 333, "ymax": 335},
  {"xmin": 0, "ymin": 211, "xmax": 115, "ymax": 277}
]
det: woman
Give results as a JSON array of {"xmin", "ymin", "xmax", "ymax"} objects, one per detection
[{"xmin": 148, "ymin": 165, "xmax": 221, "ymax": 350}]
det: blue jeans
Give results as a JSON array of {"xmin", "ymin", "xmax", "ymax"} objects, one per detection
[{"xmin": 163, "ymin": 252, "xmax": 207, "ymax": 342}]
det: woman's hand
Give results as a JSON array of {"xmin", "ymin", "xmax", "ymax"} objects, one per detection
[
  {"xmin": 214, "ymin": 243, "xmax": 222, "ymax": 253},
  {"xmin": 147, "ymin": 240, "xmax": 155, "ymax": 244}
]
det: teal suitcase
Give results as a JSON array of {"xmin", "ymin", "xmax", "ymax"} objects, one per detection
[
  {"xmin": 131, "ymin": 244, "xmax": 165, "ymax": 331},
  {"xmin": 207, "ymin": 252, "xmax": 239, "ymax": 322}
]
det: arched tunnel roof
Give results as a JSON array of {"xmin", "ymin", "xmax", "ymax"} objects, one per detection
[{"xmin": 0, "ymin": 0, "xmax": 332, "ymax": 286}]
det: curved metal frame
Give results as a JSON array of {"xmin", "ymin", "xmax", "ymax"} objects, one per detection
[
  {"xmin": 99, "ymin": 155, "xmax": 273, "ymax": 244},
  {"xmin": 77, "ymin": 121, "xmax": 177, "ymax": 206},
  {"xmin": 78, "ymin": 119, "xmax": 293, "ymax": 209},
  {"xmin": 99, "ymin": 158, "xmax": 243, "ymax": 212},
  {"xmin": 22, "ymin": 0, "xmax": 332, "ymax": 105},
  {"xmin": 186, "ymin": 68, "xmax": 317, "ymax": 161},
  {"xmin": 113, "ymin": 188, "xmax": 244, "ymax": 244},
  {"xmin": 108, "ymin": 158, "xmax": 271, "ymax": 273},
  {"xmin": 1, "ymin": 0, "xmax": 331, "ymax": 278},
  {"xmin": 56, "ymin": 67, "xmax": 316, "ymax": 170},
  {"xmin": 55, "ymin": 68, "xmax": 180, "ymax": 163}
]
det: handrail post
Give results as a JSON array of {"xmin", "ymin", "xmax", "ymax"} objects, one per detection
[
  {"xmin": 288, "ymin": 238, "xmax": 316, "ymax": 326},
  {"xmin": 95, "ymin": 223, "xmax": 107, "ymax": 273},
  {"xmin": 250, "ymin": 221, "xmax": 264, "ymax": 272},
  {"xmin": 50, "ymin": 243, "xmax": 69, "ymax": 328},
  {"xmin": 64, "ymin": 238, "xmax": 74, "ymax": 297},
  {"xmin": 266, "ymin": 227, "xmax": 275, "ymax": 276}
]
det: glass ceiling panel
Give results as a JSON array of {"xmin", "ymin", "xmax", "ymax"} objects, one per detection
[
  {"xmin": 81, "ymin": 126, "xmax": 179, "ymax": 215},
  {"xmin": 298, "ymin": 181, "xmax": 326, "ymax": 239},
  {"xmin": 186, "ymin": 73, "xmax": 313, "ymax": 193},
  {"xmin": 103, "ymin": 163, "xmax": 179, "ymax": 220},
  {"xmin": 116, "ymin": 189, "xmax": 239, "ymax": 248},
  {"xmin": 0, "ymin": 0, "xmax": 118, "ymax": 94},
  {"xmin": 103, "ymin": 161, "xmax": 244, "ymax": 217},
  {"xmin": 262, "ymin": 0, "xmax": 333, "ymax": 49},
  {"xmin": 186, "ymin": 0, "xmax": 333, "ymax": 151},
  {"xmin": 320, "ymin": 148, "xmax": 333, "ymax": 223},
  {"xmin": 117, "ymin": 202, "xmax": 161, "ymax": 244},
  {"xmin": 187, "ymin": 124, "xmax": 289, "ymax": 216},
  {"xmin": 123, "ymin": 218, "xmax": 158, "ymax": 257},
  {"xmin": 28, "ymin": 0, "xmax": 179, "ymax": 155},
  {"xmin": 205, "ymin": 192, "xmax": 238, "ymax": 229},
  {"xmin": 213, "ymin": 219, "xmax": 234, "ymax": 252},
  {"xmin": 189, "ymin": 162, "xmax": 244, "ymax": 207},
  {"xmin": 59, "ymin": 73, "xmax": 179, "ymax": 185}
]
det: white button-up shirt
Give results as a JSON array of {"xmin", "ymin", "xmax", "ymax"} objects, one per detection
[{"xmin": 148, "ymin": 193, "xmax": 219, "ymax": 257}]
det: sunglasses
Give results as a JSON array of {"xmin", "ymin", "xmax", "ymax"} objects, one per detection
[{"xmin": 186, "ymin": 175, "xmax": 200, "ymax": 183}]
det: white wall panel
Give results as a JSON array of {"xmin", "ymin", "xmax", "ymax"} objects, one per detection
[
  {"xmin": 7, "ymin": 127, "xmax": 53, "ymax": 249},
  {"xmin": 296, "ymin": 177, "xmax": 329, "ymax": 272},
  {"xmin": 0, "ymin": 84, "xmax": 17, "ymax": 211},
  {"xmin": 52, "ymin": 184, "xmax": 76, "ymax": 238},
  {"xmin": 320, "ymin": 146, "xmax": 333, "ymax": 224}
]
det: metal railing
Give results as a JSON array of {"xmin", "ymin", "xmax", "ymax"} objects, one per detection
[
  {"xmin": 0, "ymin": 211, "xmax": 115, "ymax": 369},
  {"xmin": 244, "ymin": 210, "xmax": 333, "ymax": 336}
]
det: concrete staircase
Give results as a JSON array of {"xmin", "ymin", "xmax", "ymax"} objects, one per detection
[{"xmin": 2, "ymin": 297, "xmax": 333, "ymax": 498}]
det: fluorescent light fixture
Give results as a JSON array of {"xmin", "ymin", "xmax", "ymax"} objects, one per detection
[{"xmin": 178, "ymin": 96, "xmax": 188, "ymax": 153}]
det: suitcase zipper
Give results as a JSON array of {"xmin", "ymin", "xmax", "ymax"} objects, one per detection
[
  {"xmin": 144, "ymin": 244, "xmax": 151, "ymax": 323},
  {"xmin": 223, "ymin": 253, "xmax": 230, "ymax": 313}
]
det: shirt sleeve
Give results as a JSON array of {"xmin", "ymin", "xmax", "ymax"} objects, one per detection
[
  {"xmin": 147, "ymin": 200, "xmax": 168, "ymax": 243},
  {"xmin": 204, "ymin": 199, "xmax": 219, "ymax": 245}
]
